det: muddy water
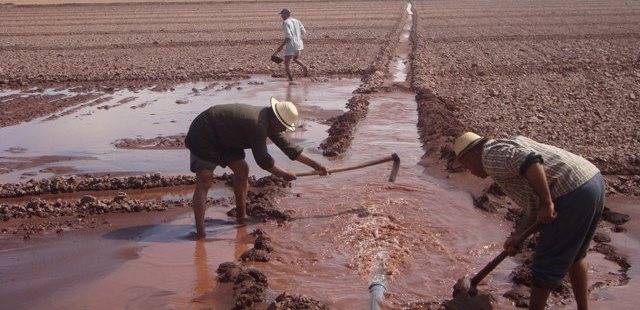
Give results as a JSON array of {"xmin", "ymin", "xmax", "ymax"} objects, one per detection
[
  {"xmin": 261, "ymin": 91, "xmax": 518, "ymax": 308},
  {"xmin": 392, "ymin": 2, "xmax": 413, "ymax": 83},
  {"xmin": 0, "ymin": 77, "xmax": 356, "ymax": 183},
  {"xmin": 0, "ymin": 77, "xmax": 359, "ymax": 309}
]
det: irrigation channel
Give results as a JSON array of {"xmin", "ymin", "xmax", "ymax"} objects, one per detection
[{"xmin": 1, "ymin": 2, "xmax": 639, "ymax": 309}]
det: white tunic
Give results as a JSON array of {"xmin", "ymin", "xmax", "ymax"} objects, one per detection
[{"xmin": 282, "ymin": 17, "xmax": 306, "ymax": 55}]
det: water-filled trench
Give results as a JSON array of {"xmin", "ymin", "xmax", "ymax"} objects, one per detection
[
  {"xmin": 0, "ymin": 83, "xmax": 515, "ymax": 309},
  {"xmin": 2, "ymin": 3, "xmax": 639, "ymax": 309}
]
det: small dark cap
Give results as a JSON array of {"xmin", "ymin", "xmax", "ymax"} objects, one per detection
[{"xmin": 279, "ymin": 8, "xmax": 290, "ymax": 15}]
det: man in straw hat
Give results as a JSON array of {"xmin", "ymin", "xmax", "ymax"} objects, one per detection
[
  {"xmin": 453, "ymin": 132, "xmax": 604, "ymax": 310},
  {"xmin": 273, "ymin": 8, "xmax": 309, "ymax": 81},
  {"xmin": 185, "ymin": 97, "xmax": 328, "ymax": 239}
]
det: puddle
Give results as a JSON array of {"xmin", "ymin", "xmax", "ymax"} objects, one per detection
[
  {"xmin": 0, "ymin": 77, "xmax": 359, "ymax": 183},
  {"xmin": 1, "ymin": 207, "xmax": 241, "ymax": 310}
]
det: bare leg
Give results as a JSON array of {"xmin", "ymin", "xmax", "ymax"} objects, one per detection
[
  {"xmin": 192, "ymin": 169, "xmax": 213, "ymax": 239},
  {"xmin": 293, "ymin": 53, "xmax": 309, "ymax": 77},
  {"xmin": 569, "ymin": 258, "xmax": 590, "ymax": 310},
  {"xmin": 228, "ymin": 159, "xmax": 249, "ymax": 222},
  {"xmin": 284, "ymin": 55, "xmax": 293, "ymax": 81},
  {"xmin": 529, "ymin": 286, "xmax": 551, "ymax": 310}
]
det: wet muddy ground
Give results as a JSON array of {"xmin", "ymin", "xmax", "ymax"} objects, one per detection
[{"xmin": 1, "ymin": 0, "xmax": 639, "ymax": 309}]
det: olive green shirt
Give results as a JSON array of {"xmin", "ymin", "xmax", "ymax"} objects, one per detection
[{"xmin": 185, "ymin": 104, "xmax": 303, "ymax": 170}]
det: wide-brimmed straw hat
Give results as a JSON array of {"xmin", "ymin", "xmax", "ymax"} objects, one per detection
[
  {"xmin": 270, "ymin": 97, "xmax": 297, "ymax": 131},
  {"xmin": 454, "ymin": 131, "xmax": 488, "ymax": 160}
]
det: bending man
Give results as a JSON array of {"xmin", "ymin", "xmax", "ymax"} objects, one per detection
[
  {"xmin": 454, "ymin": 132, "xmax": 603, "ymax": 310},
  {"xmin": 185, "ymin": 97, "xmax": 328, "ymax": 239}
]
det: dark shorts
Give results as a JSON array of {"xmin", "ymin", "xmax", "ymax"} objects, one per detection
[
  {"xmin": 189, "ymin": 149, "xmax": 244, "ymax": 173},
  {"xmin": 532, "ymin": 173, "xmax": 605, "ymax": 289}
]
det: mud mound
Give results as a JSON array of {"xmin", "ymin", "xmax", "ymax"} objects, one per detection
[
  {"xmin": 0, "ymin": 93, "xmax": 102, "ymax": 127},
  {"xmin": 320, "ymin": 94, "xmax": 370, "ymax": 156},
  {"xmin": 227, "ymin": 190, "xmax": 293, "ymax": 222},
  {"xmin": 216, "ymin": 262, "xmax": 269, "ymax": 310},
  {"xmin": 226, "ymin": 176, "xmax": 294, "ymax": 222},
  {"xmin": 415, "ymin": 89, "xmax": 464, "ymax": 158},
  {"xmin": 605, "ymin": 175, "xmax": 640, "ymax": 196},
  {"xmin": 240, "ymin": 229, "xmax": 274, "ymax": 262},
  {"xmin": 113, "ymin": 135, "xmax": 186, "ymax": 150},
  {"xmin": 268, "ymin": 292, "xmax": 330, "ymax": 310},
  {"xmin": 318, "ymin": 5, "xmax": 409, "ymax": 156},
  {"xmin": 0, "ymin": 194, "xmax": 230, "ymax": 238},
  {"xmin": 0, "ymin": 173, "xmax": 214, "ymax": 198}
]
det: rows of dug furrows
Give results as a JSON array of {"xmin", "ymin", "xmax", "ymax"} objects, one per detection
[
  {"xmin": 0, "ymin": 0, "xmax": 406, "ymax": 86},
  {"xmin": 412, "ymin": 0, "xmax": 640, "ymax": 177}
]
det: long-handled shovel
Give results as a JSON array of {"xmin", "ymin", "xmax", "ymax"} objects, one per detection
[
  {"xmin": 295, "ymin": 153, "xmax": 400, "ymax": 182},
  {"xmin": 453, "ymin": 221, "xmax": 542, "ymax": 298},
  {"xmin": 444, "ymin": 221, "xmax": 541, "ymax": 310}
]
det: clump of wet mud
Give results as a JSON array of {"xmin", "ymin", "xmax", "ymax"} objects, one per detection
[
  {"xmin": 217, "ymin": 262, "xmax": 269, "ymax": 309},
  {"xmin": 605, "ymin": 175, "xmax": 640, "ymax": 196},
  {"xmin": 268, "ymin": 292, "xmax": 330, "ymax": 310},
  {"xmin": 220, "ymin": 228, "xmax": 328, "ymax": 309},
  {"xmin": 415, "ymin": 89, "xmax": 464, "ymax": 160},
  {"xmin": 0, "ymin": 194, "xmax": 194, "ymax": 221},
  {"xmin": 227, "ymin": 176, "xmax": 294, "ymax": 222},
  {"xmin": 317, "ymin": 6, "xmax": 409, "ymax": 156},
  {"xmin": 320, "ymin": 94, "xmax": 370, "ymax": 156},
  {"xmin": 114, "ymin": 134, "xmax": 186, "ymax": 149},
  {"xmin": 216, "ymin": 261, "xmax": 329, "ymax": 310},
  {"xmin": 240, "ymin": 229, "xmax": 274, "ymax": 262},
  {"xmin": 0, "ymin": 173, "xmax": 210, "ymax": 198},
  {"xmin": 0, "ymin": 193, "xmax": 220, "ymax": 238}
]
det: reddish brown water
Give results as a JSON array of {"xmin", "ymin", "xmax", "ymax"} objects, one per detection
[
  {"xmin": 0, "ymin": 77, "xmax": 352, "ymax": 183},
  {"xmin": 2, "ymin": 2, "xmax": 639, "ymax": 308},
  {"xmin": 260, "ymin": 91, "xmax": 514, "ymax": 308}
]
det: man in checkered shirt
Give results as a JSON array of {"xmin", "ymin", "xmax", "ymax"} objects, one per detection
[{"xmin": 454, "ymin": 131, "xmax": 604, "ymax": 310}]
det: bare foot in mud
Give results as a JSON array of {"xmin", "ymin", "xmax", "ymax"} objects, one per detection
[{"xmin": 186, "ymin": 231, "xmax": 206, "ymax": 241}]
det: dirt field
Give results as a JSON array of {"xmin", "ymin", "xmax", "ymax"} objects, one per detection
[
  {"xmin": 1, "ymin": 0, "xmax": 640, "ymax": 309},
  {"xmin": 0, "ymin": 0, "xmax": 403, "ymax": 87},
  {"xmin": 412, "ymin": 0, "xmax": 640, "ymax": 184}
]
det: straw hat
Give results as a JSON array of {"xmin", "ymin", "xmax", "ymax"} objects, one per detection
[
  {"xmin": 454, "ymin": 132, "xmax": 487, "ymax": 160},
  {"xmin": 270, "ymin": 97, "xmax": 297, "ymax": 131}
]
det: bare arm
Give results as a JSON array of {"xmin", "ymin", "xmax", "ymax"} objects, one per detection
[
  {"xmin": 296, "ymin": 153, "xmax": 328, "ymax": 175},
  {"xmin": 273, "ymin": 38, "xmax": 289, "ymax": 55},
  {"xmin": 267, "ymin": 164, "xmax": 296, "ymax": 181}
]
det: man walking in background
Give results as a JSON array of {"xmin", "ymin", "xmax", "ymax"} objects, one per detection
[{"xmin": 273, "ymin": 8, "xmax": 309, "ymax": 81}]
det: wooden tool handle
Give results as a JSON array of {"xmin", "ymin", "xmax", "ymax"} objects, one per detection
[
  {"xmin": 470, "ymin": 221, "xmax": 541, "ymax": 287},
  {"xmin": 295, "ymin": 154, "xmax": 397, "ymax": 177}
]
